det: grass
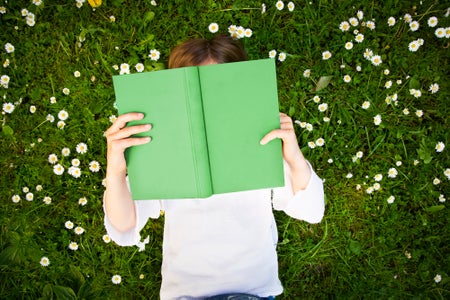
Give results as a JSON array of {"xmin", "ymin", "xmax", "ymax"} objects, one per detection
[{"xmin": 1, "ymin": 0, "xmax": 449, "ymax": 299}]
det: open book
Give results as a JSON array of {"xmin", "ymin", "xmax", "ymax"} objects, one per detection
[{"xmin": 113, "ymin": 59, "xmax": 284, "ymax": 200}]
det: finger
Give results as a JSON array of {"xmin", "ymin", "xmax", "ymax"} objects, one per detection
[
  {"xmin": 260, "ymin": 129, "xmax": 289, "ymax": 145},
  {"xmin": 109, "ymin": 136, "xmax": 151, "ymax": 153},
  {"xmin": 106, "ymin": 112, "xmax": 145, "ymax": 134},
  {"xmin": 107, "ymin": 123, "xmax": 151, "ymax": 141}
]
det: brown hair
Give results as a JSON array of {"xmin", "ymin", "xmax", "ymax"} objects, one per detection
[{"xmin": 168, "ymin": 35, "xmax": 248, "ymax": 69}]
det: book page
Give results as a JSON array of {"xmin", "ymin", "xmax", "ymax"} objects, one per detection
[{"xmin": 198, "ymin": 59, "xmax": 284, "ymax": 194}]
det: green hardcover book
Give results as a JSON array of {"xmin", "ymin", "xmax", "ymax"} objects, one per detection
[{"xmin": 113, "ymin": 58, "xmax": 284, "ymax": 200}]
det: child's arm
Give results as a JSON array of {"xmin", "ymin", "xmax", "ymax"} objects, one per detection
[
  {"xmin": 104, "ymin": 112, "xmax": 151, "ymax": 232},
  {"xmin": 260, "ymin": 112, "xmax": 311, "ymax": 193}
]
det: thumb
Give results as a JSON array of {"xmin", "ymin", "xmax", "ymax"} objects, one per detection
[{"xmin": 260, "ymin": 129, "xmax": 282, "ymax": 145}]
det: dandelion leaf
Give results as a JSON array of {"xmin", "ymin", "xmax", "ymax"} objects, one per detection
[
  {"xmin": 349, "ymin": 239, "xmax": 361, "ymax": 255},
  {"xmin": 312, "ymin": 76, "xmax": 332, "ymax": 92}
]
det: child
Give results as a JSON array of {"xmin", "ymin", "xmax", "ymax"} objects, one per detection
[{"xmin": 104, "ymin": 35, "xmax": 325, "ymax": 299}]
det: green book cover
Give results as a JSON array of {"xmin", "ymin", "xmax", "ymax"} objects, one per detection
[{"xmin": 113, "ymin": 59, "xmax": 284, "ymax": 200}]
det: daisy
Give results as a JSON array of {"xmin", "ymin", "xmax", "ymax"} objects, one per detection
[
  {"xmin": 135, "ymin": 63, "xmax": 144, "ymax": 73},
  {"xmin": 318, "ymin": 103, "xmax": 328, "ymax": 112},
  {"xmin": 76, "ymin": 142, "xmax": 88, "ymax": 154},
  {"xmin": 2, "ymin": 102, "xmax": 14, "ymax": 113},
  {"xmin": 268, "ymin": 50, "xmax": 277, "ymax": 59},
  {"xmin": 40, "ymin": 257, "xmax": 50, "ymax": 267},
  {"xmin": 48, "ymin": 154, "xmax": 58, "ymax": 164},
  {"xmin": 109, "ymin": 15, "xmax": 116, "ymax": 22},
  {"xmin": 435, "ymin": 142, "xmax": 445, "ymax": 153},
  {"xmin": 433, "ymin": 178, "xmax": 441, "ymax": 185},
  {"xmin": 53, "ymin": 164, "xmax": 64, "ymax": 175},
  {"xmin": 313, "ymin": 95, "xmax": 321, "ymax": 103},
  {"xmin": 357, "ymin": 10, "xmax": 364, "ymax": 20},
  {"xmin": 109, "ymin": 115, "xmax": 117, "ymax": 123},
  {"xmin": 74, "ymin": 71, "xmax": 81, "ymax": 78},
  {"xmin": 339, "ymin": 21, "xmax": 350, "ymax": 32},
  {"xmin": 57, "ymin": 121, "xmax": 65, "ymax": 130},
  {"xmin": 387, "ymin": 17, "xmax": 396, "ymax": 27},
  {"xmin": 371, "ymin": 55, "xmax": 382, "ymax": 66},
  {"xmin": 29, "ymin": 105, "xmax": 36, "ymax": 113},
  {"xmin": 434, "ymin": 274, "xmax": 442, "ymax": 283},
  {"xmin": 415, "ymin": 110, "xmax": 423, "ymax": 117},
  {"xmin": 384, "ymin": 69, "xmax": 390, "ymax": 75},
  {"xmin": 79, "ymin": 197, "xmax": 88, "ymax": 206},
  {"xmin": 315, "ymin": 138, "xmax": 325, "ymax": 147},
  {"xmin": 387, "ymin": 196, "xmax": 395, "ymax": 204},
  {"xmin": 435, "ymin": 27, "xmax": 445, "ymax": 38},
  {"xmin": 103, "ymin": 234, "xmax": 111, "ymax": 243},
  {"xmin": 50, "ymin": 96, "xmax": 57, "ymax": 104},
  {"xmin": 58, "ymin": 110, "xmax": 69, "ymax": 121},
  {"xmin": 208, "ymin": 22, "xmax": 219, "ymax": 33},
  {"xmin": 356, "ymin": 65, "xmax": 362, "ymax": 72},
  {"xmin": 404, "ymin": 14, "xmax": 412, "ymax": 23},
  {"xmin": 343, "ymin": 75, "xmax": 351, "ymax": 83},
  {"xmin": 303, "ymin": 69, "xmax": 311, "ymax": 78},
  {"xmin": 62, "ymin": 88, "xmax": 70, "ymax": 95},
  {"xmin": 5, "ymin": 42, "xmax": 15, "ymax": 53},
  {"xmin": 363, "ymin": 48, "xmax": 373, "ymax": 60},
  {"xmin": 89, "ymin": 161, "xmax": 101, "ymax": 172},
  {"xmin": 409, "ymin": 21, "xmax": 419, "ymax": 31},
  {"xmin": 69, "ymin": 242, "xmax": 79, "ymax": 251},
  {"xmin": 1, "ymin": 74, "xmax": 10, "ymax": 88},
  {"xmin": 345, "ymin": 41, "xmax": 353, "ymax": 50},
  {"xmin": 346, "ymin": 173, "xmax": 353, "ymax": 179},
  {"xmin": 445, "ymin": 168, "xmax": 450, "ymax": 180},
  {"xmin": 305, "ymin": 123, "xmax": 313, "ymax": 131},
  {"xmin": 244, "ymin": 28, "xmax": 252, "ymax": 38},
  {"xmin": 275, "ymin": 0, "xmax": 284, "ymax": 10},
  {"xmin": 308, "ymin": 141, "xmax": 316, "ymax": 149},
  {"xmin": 278, "ymin": 52, "xmax": 286, "ymax": 62},
  {"xmin": 408, "ymin": 40, "xmax": 419, "ymax": 52},
  {"xmin": 150, "ymin": 0, "xmax": 157, "ymax": 6},
  {"xmin": 12, "ymin": 195, "xmax": 21, "ymax": 203},
  {"xmin": 322, "ymin": 50, "xmax": 332, "ymax": 60},
  {"xmin": 388, "ymin": 168, "xmax": 398, "ymax": 178},
  {"xmin": 429, "ymin": 83, "xmax": 439, "ymax": 94},
  {"xmin": 439, "ymin": 194, "xmax": 446, "ymax": 203},
  {"xmin": 355, "ymin": 33, "xmax": 364, "ymax": 43},
  {"xmin": 112, "ymin": 274, "xmax": 122, "ymax": 284},
  {"xmin": 287, "ymin": 1, "xmax": 295, "ymax": 11},
  {"xmin": 71, "ymin": 158, "xmax": 80, "ymax": 167},
  {"xmin": 261, "ymin": 3, "xmax": 266, "ymax": 14},
  {"xmin": 43, "ymin": 196, "xmax": 52, "ymax": 205},
  {"xmin": 68, "ymin": 166, "xmax": 81, "ymax": 178},
  {"xmin": 374, "ymin": 174, "xmax": 383, "ymax": 181},
  {"xmin": 356, "ymin": 151, "xmax": 364, "ymax": 158},
  {"xmin": 373, "ymin": 114, "xmax": 382, "ymax": 125},
  {"xmin": 373, "ymin": 183, "xmax": 381, "ymax": 190},
  {"xmin": 74, "ymin": 226, "xmax": 85, "ymax": 235},
  {"xmin": 61, "ymin": 147, "xmax": 70, "ymax": 157},
  {"xmin": 65, "ymin": 221, "xmax": 74, "ymax": 229},
  {"xmin": 349, "ymin": 17, "xmax": 359, "ymax": 26},
  {"xmin": 234, "ymin": 26, "xmax": 245, "ymax": 39},
  {"xmin": 366, "ymin": 186, "xmax": 374, "ymax": 194},
  {"xmin": 385, "ymin": 81, "xmax": 392, "ymax": 89},
  {"xmin": 26, "ymin": 192, "xmax": 34, "ymax": 201},
  {"xmin": 366, "ymin": 21, "xmax": 376, "ymax": 30},
  {"xmin": 427, "ymin": 16, "xmax": 438, "ymax": 27},
  {"xmin": 149, "ymin": 49, "xmax": 160, "ymax": 61},
  {"xmin": 3, "ymin": 58, "xmax": 10, "ymax": 68},
  {"xmin": 119, "ymin": 63, "xmax": 130, "ymax": 74},
  {"xmin": 445, "ymin": 27, "xmax": 450, "ymax": 38}
]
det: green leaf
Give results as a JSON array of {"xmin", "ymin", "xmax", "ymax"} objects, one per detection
[
  {"xmin": 52, "ymin": 286, "xmax": 77, "ymax": 300},
  {"xmin": 424, "ymin": 205, "xmax": 445, "ymax": 213},
  {"xmin": 349, "ymin": 240, "xmax": 361, "ymax": 255},
  {"xmin": 408, "ymin": 77, "xmax": 421, "ymax": 90},
  {"xmin": 2, "ymin": 125, "xmax": 14, "ymax": 136},
  {"xmin": 312, "ymin": 76, "xmax": 332, "ymax": 92},
  {"xmin": 42, "ymin": 284, "xmax": 54, "ymax": 300}
]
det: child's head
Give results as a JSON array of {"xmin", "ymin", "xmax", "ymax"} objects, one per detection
[{"xmin": 168, "ymin": 35, "xmax": 248, "ymax": 69}]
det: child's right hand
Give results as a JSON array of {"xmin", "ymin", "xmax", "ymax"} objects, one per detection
[{"xmin": 105, "ymin": 112, "xmax": 152, "ymax": 177}]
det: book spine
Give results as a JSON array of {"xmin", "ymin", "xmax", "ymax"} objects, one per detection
[{"xmin": 183, "ymin": 68, "xmax": 213, "ymax": 197}]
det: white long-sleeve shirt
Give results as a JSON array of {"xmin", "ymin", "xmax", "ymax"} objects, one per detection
[{"xmin": 104, "ymin": 162, "xmax": 325, "ymax": 299}]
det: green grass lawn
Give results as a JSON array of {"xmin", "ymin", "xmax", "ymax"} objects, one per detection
[{"xmin": 1, "ymin": 0, "xmax": 449, "ymax": 298}]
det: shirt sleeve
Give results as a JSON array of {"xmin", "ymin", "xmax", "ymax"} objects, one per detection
[
  {"xmin": 272, "ymin": 161, "xmax": 325, "ymax": 224},
  {"xmin": 103, "ymin": 187, "xmax": 163, "ymax": 247}
]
